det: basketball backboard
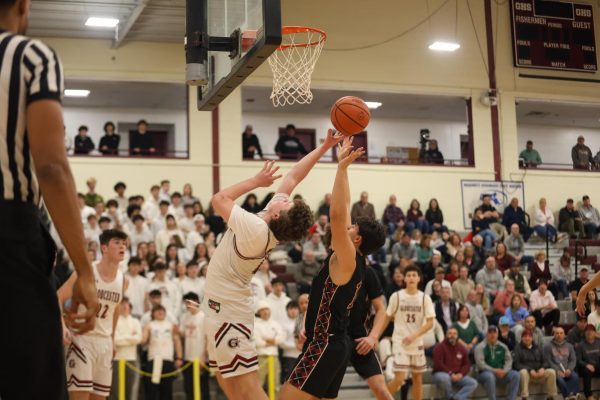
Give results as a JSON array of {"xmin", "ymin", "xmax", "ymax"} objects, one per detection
[{"xmin": 186, "ymin": 0, "xmax": 281, "ymax": 111}]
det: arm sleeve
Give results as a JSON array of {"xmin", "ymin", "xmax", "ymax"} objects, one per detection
[
  {"xmin": 474, "ymin": 344, "xmax": 492, "ymax": 371},
  {"xmin": 228, "ymin": 205, "xmax": 271, "ymax": 258},
  {"xmin": 567, "ymin": 345, "xmax": 577, "ymax": 370},
  {"xmin": 513, "ymin": 347, "xmax": 523, "ymax": 371},
  {"xmin": 432, "ymin": 345, "xmax": 449, "ymax": 373},
  {"xmin": 23, "ymin": 41, "xmax": 64, "ymax": 104},
  {"xmin": 503, "ymin": 345, "xmax": 513, "ymax": 372},
  {"xmin": 576, "ymin": 344, "xmax": 587, "ymax": 369}
]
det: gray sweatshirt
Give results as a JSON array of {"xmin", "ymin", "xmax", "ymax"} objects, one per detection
[
  {"xmin": 576, "ymin": 339, "xmax": 600, "ymax": 369},
  {"xmin": 504, "ymin": 234, "xmax": 525, "ymax": 257},
  {"xmin": 467, "ymin": 302, "xmax": 488, "ymax": 333},
  {"xmin": 476, "ymin": 267, "xmax": 505, "ymax": 295},
  {"xmin": 544, "ymin": 339, "xmax": 576, "ymax": 372}
]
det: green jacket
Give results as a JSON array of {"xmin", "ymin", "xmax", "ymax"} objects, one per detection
[{"xmin": 475, "ymin": 339, "xmax": 512, "ymax": 372}]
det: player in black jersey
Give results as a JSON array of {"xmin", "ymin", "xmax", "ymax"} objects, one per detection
[
  {"xmin": 280, "ymin": 137, "xmax": 386, "ymax": 399},
  {"xmin": 348, "ymin": 265, "xmax": 394, "ymax": 400}
]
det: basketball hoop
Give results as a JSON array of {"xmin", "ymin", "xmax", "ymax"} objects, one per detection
[{"xmin": 268, "ymin": 26, "xmax": 326, "ymax": 107}]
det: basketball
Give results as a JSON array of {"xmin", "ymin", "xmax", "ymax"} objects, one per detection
[{"xmin": 330, "ymin": 96, "xmax": 371, "ymax": 136}]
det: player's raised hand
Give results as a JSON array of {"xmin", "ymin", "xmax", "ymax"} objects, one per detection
[
  {"xmin": 338, "ymin": 145, "xmax": 365, "ymax": 170},
  {"xmin": 66, "ymin": 272, "xmax": 98, "ymax": 334},
  {"xmin": 253, "ymin": 160, "xmax": 282, "ymax": 187},
  {"xmin": 322, "ymin": 128, "xmax": 344, "ymax": 149}
]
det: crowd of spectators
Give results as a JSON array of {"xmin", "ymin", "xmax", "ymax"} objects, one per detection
[
  {"xmin": 53, "ymin": 177, "xmax": 600, "ymax": 399},
  {"xmin": 70, "ymin": 120, "xmax": 159, "ymax": 156}
]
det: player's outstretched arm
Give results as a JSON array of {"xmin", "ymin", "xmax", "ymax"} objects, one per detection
[
  {"xmin": 577, "ymin": 273, "xmax": 600, "ymax": 315},
  {"xmin": 276, "ymin": 129, "xmax": 343, "ymax": 196},
  {"xmin": 330, "ymin": 138, "xmax": 365, "ymax": 280},
  {"xmin": 212, "ymin": 160, "xmax": 282, "ymax": 222}
]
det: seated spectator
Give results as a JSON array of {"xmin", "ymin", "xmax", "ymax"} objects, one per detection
[
  {"xmin": 478, "ymin": 194, "xmax": 508, "ymax": 241},
  {"xmin": 350, "ymin": 191, "xmax": 376, "ymax": 221},
  {"xmin": 129, "ymin": 215, "xmax": 154, "ymax": 254},
  {"xmin": 274, "ymin": 124, "xmax": 308, "ymax": 159},
  {"xmin": 420, "ymin": 139, "xmax": 444, "ymax": 164},
  {"xmin": 316, "ymin": 193, "xmax": 331, "ymax": 218},
  {"xmin": 423, "ymin": 319, "xmax": 446, "ymax": 357},
  {"xmin": 498, "ymin": 317, "xmax": 516, "ymax": 351},
  {"xmin": 425, "ymin": 267, "xmax": 452, "ymax": 299},
  {"xmin": 254, "ymin": 301, "xmax": 284, "ymax": 393},
  {"xmin": 453, "ymin": 305, "xmax": 482, "ymax": 354},
  {"xmin": 576, "ymin": 324, "xmax": 600, "ymax": 400},
  {"xmin": 587, "ymin": 299, "xmax": 600, "ymax": 332},
  {"xmin": 390, "ymin": 233, "xmax": 417, "ymax": 267},
  {"xmin": 567, "ymin": 315, "xmax": 588, "ymax": 345},
  {"xmin": 426, "ymin": 198, "xmax": 448, "ymax": 233},
  {"xmin": 416, "ymin": 235, "xmax": 433, "ymax": 266},
  {"xmin": 545, "ymin": 326, "xmax": 580, "ymax": 400},
  {"xmin": 503, "ymin": 294, "xmax": 528, "ymax": 336},
  {"xmin": 472, "ymin": 209, "xmax": 497, "ymax": 250},
  {"xmin": 570, "ymin": 267, "xmax": 590, "ymax": 306},
  {"xmin": 504, "ymin": 224, "xmax": 534, "ymax": 265},
  {"xmin": 493, "ymin": 280, "xmax": 527, "ymax": 319},
  {"xmin": 113, "ymin": 298, "xmax": 142, "ymax": 400},
  {"xmin": 422, "ymin": 252, "xmax": 444, "ymax": 284},
  {"xmin": 475, "ymin": 283, "xmax": 492, "ymax": 317},
  {"xmin": 534, "ymin": 197, "xmax": 564, "ymax": 243},
  {"xmin": 99, "ymin": 121, "xmax": 119, "ymax": 155},
  {"xmin": 519, "ymin": 140, "xmax": 542, "ymax": 167},
  {"xmin": 406, "ymin": 199, "xmax": 430, "ymax": 234},
  {"xmin": 494, "ymin": 242, "xmax": 515, "ymax": 274},
  {"xmin": 452, "ymin": 266, "xmax": 474, "ymax": 305},
  {"xmin": 112, "ymin": 181, "xmax": 127, "ymax": 211},
  {"xmin": 178, "ymin": 204, "xmax": 196, "ymax": 235},
  {"xmin": 502, "ymin": 198, "xmax": 530, "ymax": 241},
  {"xmin": 474, "ymin": 326, "xmax": 520, "ymax": 400},
  {"xmin": 464, "ymin": 241, "xmax": 484, "ymax": 277},
  {"xmin": 302, "ymin": 232, "xmax": 327, "ymax": 262},
  {"xmin": 513, "ymin": 329, "xmax": 557, "ymax": 400},
  {"xmin": 529, "ymin": 279, "xmax": 560, "ymax": 333},
  {"xmin": 572, "ymin": 135, "xmax": 593, "ymax": 170},
  {"xmin": 74, "ymin": 125, "xmax": 95, "ymax": 155},
  {"xmin": 445, "ymin": 260, "xmax": 459, "ymax": 284},
  {"xmin": 280, "ymin": 301, "xmax": 301, "ymax": 382},
  {"xmin": 552, "ymin": 254, "xmax": 574, "ymax": 300},
  {"xmin": 446, "ymin": 233, "xmax": 464, "ymax": 259},
  {"xmin": 155, "ymin": 215, "xmax": 185, "ymax": 257},
  {"xmin": 515, "ymin": 315, "xmax": 545, "ymax": 347},
  {"xmin": 505, "ymin": 263, "xmax": 531, "ymax": 298},
  {"xmin": 435, "ymin": 287, "xmax": 459, "ymax": 333},
  {"xmin": 130, "ymin": 120, "xmax": 155, "ymax": 155},
  {"xmin": 179, "ymin": 261, "xmax": 205, "ymax": 303},
  {"xmin": 385, "ymin": 267, "xmax": 405, "ymax": 299},
  {"xmin": 466, "ymin": 289, "xmax": 488, "ymax": 333},
  {"xmin": 292, "ymin": 250, "xmax": 320, "ymax": 293},
  {"xmin": 382, "ymin": 194, "xmax": 405, "ymax": 237},
  {"xmin": 169, "ymin": 192, "xmax": 185, "ymax": 220},
  {"xmin": 579, "ymin": 195, "xmax": 600, "ymax": 239},
  {"xmin": 146, "ymin": 262, "xmax": 181, "ymax": 319},
  {"xmin": 241, "ymin": 193, "xmax": 262, "ymax": 214},
  {"xmin": 182, "ymin": 183, "xmax": 199, "ymax": 206},
  {"xmin": 314, "ymin": 214, "xmax": 329, "ymax": 237},
  {"xmin": 179, "ymin": 293, "xmax": 209, "ymax": 400},
  {"xmin": 266, "ymin": 278, "xmax": 291, "ymax": 327},
  {"xmin": 559, "ymin": 198, "xmax": 585, "ymax": 239},
  {"xmin": 242, "ymin": 124, "xmax": 264, "ymax": 159},
  {"xmin": 529, "ymin": 250, "xmax": 555, "ymax": 292},
  {"xmin": 432, "ymin": 327, "xmax": 478, "ymax": 400},
  {"xmin": 476, "ymin": 256, "xmax": 504, "ymax": 300},
  {"xmin": 84, "ymin": 177, "xmax": 104, "ymax": 207}
]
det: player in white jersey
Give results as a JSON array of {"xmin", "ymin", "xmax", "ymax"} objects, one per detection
[
  {"xmin": 202, "ymin": 130, "xmax": 342, "ymax": 400},
  {"xmin": 384, "ymin": 265, "xmax": 435, "ymax": 400},
  {"xmin": 58, "ymin": 229, "xmax": 130, "ymax": 399}
]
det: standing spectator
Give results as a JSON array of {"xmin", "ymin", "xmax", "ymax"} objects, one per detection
[
  {"xmin": 142, "ymin": 305, "xmax": 184, "ymax": 399},
  {"xmin": 559, "ymin": 198, "xmax": 585, "ymax": 239},
  {"xmin": 382, "ymin": 194, "xmax": 405, "ymax": 237},
  {"xmin": 545, "ymin": 326, "xmax": 581, "ymax": 400},
  {"xmin": 179, "ymin": 293, "xmax": 210, "ymax": 400},
  {"xmin": 242, "ymin": 124, "xmax": 263, "ymax": 159},
  {"xmin": 432, "ymin": 327, "xmax": 478, "ymax": 400},
  {"xmin": 505, "ymin": 263, "xmax": 531, "ymax": 298},
  {"xmin": 110, "ymin": 298, "xmax": 142, "ymax": 400},
  {"xmin": 453, "ymin": 305, "xmax": 482, "ymax": 354},
  {"xmin": 519, "ymin": 140, "xmax": 542, "ymax": 167},
  {"xmin": 124, "ymin": 257, "xmax": 149, "ymax": 318},
  {"xmin": 426, "ymin": 198, "xmax": 447, "ymax": 233},
  {"xmin": 129, "ymin": 215, "xmax": 154, "ymax": 254},
  {"xmin": 130, "ymin": 119, "xmax": 156, "ymax": 155},
  {"xmin": 112, "ymin": 181, "xmax": 127, "ymax": 211},
  {"xmin": 552, "ymin": 255, "xmax": 574, "ymax": 300},
  {"xmin": 452, "ymin": 266, "xmax": 475, "ymax": 305},
  {"xmin": 502, "ymin": 198, "xmax": 530, "ymax": 241},
  {"xmin": 84, "ymin": 177, "xmax": 104, "ymax": 207},
  {"xmin": 254, "ymin": 300, "xmax": 285, "ymax": 393},
  {"xmin": 420, "ymin": 139, "xmax": 444, "ymax": 164},
  {"xmin": 266, "ymin": 278, "xmax": 291, "ymax": 327},
  {"xmin": 316, "ymin": 193, "xmax": 331, "ymax": 218},
  {"xmin": 572, "ymin": 135, "xmax": 593, "ymax": 170},
  {"xmin": 99, "ymin": 121, "xmax": 120, "ymax": 155},
  {"xmin": 566, "ymin": 316, "xmax": 588, "ymax": 345},
  {"xmin": 515, "ymin": 315, "xmax": 545, "ymax": 346},
  {"xmin": 577, "ymin": 324, "xmax": 600, "ymax": 400},
  {"xmin": 351, "ymin": 191, "xmax": 376, "ymax": 220},
  {"xmin": 406, "ymin": 199, "xmax": 430, "ymax": 234},
  {"xmin": 155, "ymin": 215, "xmax": 185, "ymax": 257},
  {"xmin": 474, "ymin": 326, "xmax": 520, "ymax": 400},
  {"xmin": 498, "ymin": 317, "xmax": 517, "ymax": 351},
  {"xmin": 146, "ymin": 262, "xmax": 181, "ymax": 320},
  {"xmin": 512, "ymin": 329, "xmax": 557, "ymax": 400},
  {"xmin": 179, "ymin": 261, "xmax": 205, "ymax": 303},
  {"xmin": 185, "ymin": 215, "xmax": 206, "ymax": 258},
  {"xmin": 476, "ymin": 256, "xmax": 505, "ymax": 300},
  {"xmin": 529, "ymin": 279, "xmax": 560, "ymax": 333},
  {"xmin": 435, "ymin": 287, "xmax": 459, "ymax": 333},
  {"xmin": 274, "ymin": 124, "xmax": 308, "ymax": 159},
  {"xmin": 466, "ymin": 290, "xmax": 488, "ymax": 333},
  {"xmin": 579, "ymin": 195, "xmax": 600, "ymax": 239},
  {"xmin": 182, "ymin": 183, "xmax": 199, "ymax": 206},
  {"xmin": 159, "ymin": 179, "xmax": 171, "ymax": 202},
  {"xmin": 280, "ymin": 301, "xmax": 302, "ymax": 382},
  {"xmin": 533, "ymin": 197, "xmax": 560, "ymax": 242},
  {"xmin": 74, "ymin": 125, "xmax": 95, "ymax": 154},
  {"xmin": 241, "ymin": 193, "xmax": 262, "ymax": 214}
]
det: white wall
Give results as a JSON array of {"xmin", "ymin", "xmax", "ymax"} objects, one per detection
[
  {"xmin": 517, "ymin": 124, "xmax": 600, "ymax": 165},
  {"xmin": 63, "ymin": 107, "xmax": 188, "ymax": 152},
  {"xmin": 242, "ymin": 112, "xmax": 468, "ymax": 160}
]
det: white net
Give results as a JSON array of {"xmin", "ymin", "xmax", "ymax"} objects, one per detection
[{"xmin": 268, "ymin": 27, "xmax": 326, "ymax": 107}]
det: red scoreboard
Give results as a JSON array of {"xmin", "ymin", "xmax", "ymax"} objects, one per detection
[{"xmin": 511, "ymin": 0, "xmax": 597, "ymax": 72}]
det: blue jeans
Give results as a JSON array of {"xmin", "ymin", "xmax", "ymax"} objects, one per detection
[
  {"xmin": 387, "ymin": 222, "xmax": 397, "ymax": 237},
  {"xmin": 584, "ymin": 222, "xmax": 600, "ymax": 238},
  {"xmin": 556, "ymin": 279, "xmax": 569, "ymax": 299},
  {"xmin": 520, "ymin": 255, "xmax": 534, "ymax": 265},
  {"xmin": 534, "ymin": 224, "xmax": 557, "ymax": 241},
  {"xmin": 478, "ymin": 370, "xmax": 520, "ymax": 400},
  {"xmin": 556, "ymin": 371, "xmax": 580, "ymax": 396},
  {"xmin": 433, "ymin": 372, "xmax": 478, "ymax": 400},
  {"xmin": 406, "ymin": 220, "xmax": 430, "ymax": 235},
  {"xmin": 478, "ymin": 229, "xmax": 498, "ymax": 250}
]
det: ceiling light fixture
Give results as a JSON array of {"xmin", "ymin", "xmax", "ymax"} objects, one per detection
[
  {"xmin": 428, "ymin": 41, "xmax": 461, "ymax": 52},
  {"xmin": 65, "ymin": 89, "xmax": 91, "ymax": 98},
  {"xmin": 85, "ymin": 17, "xmax": 119, "ymax": 28},
  {"xmin": 365, "ymin": 101, "xmax": 382, "ymax": 109}
]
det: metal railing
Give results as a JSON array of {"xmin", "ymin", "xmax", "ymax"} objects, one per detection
[
  {"xmin": 68, "ymin": 150, "xmax": 189, "ymax": 159},
  {"xmin": 246, "ymin": 153, "xmax": 473, "ymax": 167},
  {"xmin": 519, "ymin": 161, "xmax": 600, "ymax": 172}
]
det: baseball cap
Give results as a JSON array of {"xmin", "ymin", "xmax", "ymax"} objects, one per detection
[
  {"xmin": 488, "ymin": 325, "xmax": 498, "ymax": 333},
  {"xmin": 255, "ymin": 300, "xmax": 271, "ymax": 313},
  {"xmin": 499, "ymin": 317, "xmax": 510, "ymax": 326}
]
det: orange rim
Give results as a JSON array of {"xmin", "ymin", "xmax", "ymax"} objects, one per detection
[{"xmin": 277, "ymin": 26, "xmax": 327, "ymax": 50}]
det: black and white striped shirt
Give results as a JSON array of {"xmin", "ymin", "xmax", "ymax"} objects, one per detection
[{"xmin": 0, "ymin": 30, "xmax": 64, "ymax": 204}]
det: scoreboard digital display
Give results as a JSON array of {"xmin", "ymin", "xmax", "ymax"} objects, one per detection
[{"xmin": 511, "ymin": 0, "xmax": 597, "ymax": 72}]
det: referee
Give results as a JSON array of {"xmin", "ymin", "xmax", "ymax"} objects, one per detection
[{"xmin": 0, "ymin": 1, "xmax": 99, "ymax": 399}]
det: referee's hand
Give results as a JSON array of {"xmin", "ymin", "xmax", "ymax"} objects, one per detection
[{"xmin": 66, "ymin": 273, "xmax": 99, "ymax": 334}]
